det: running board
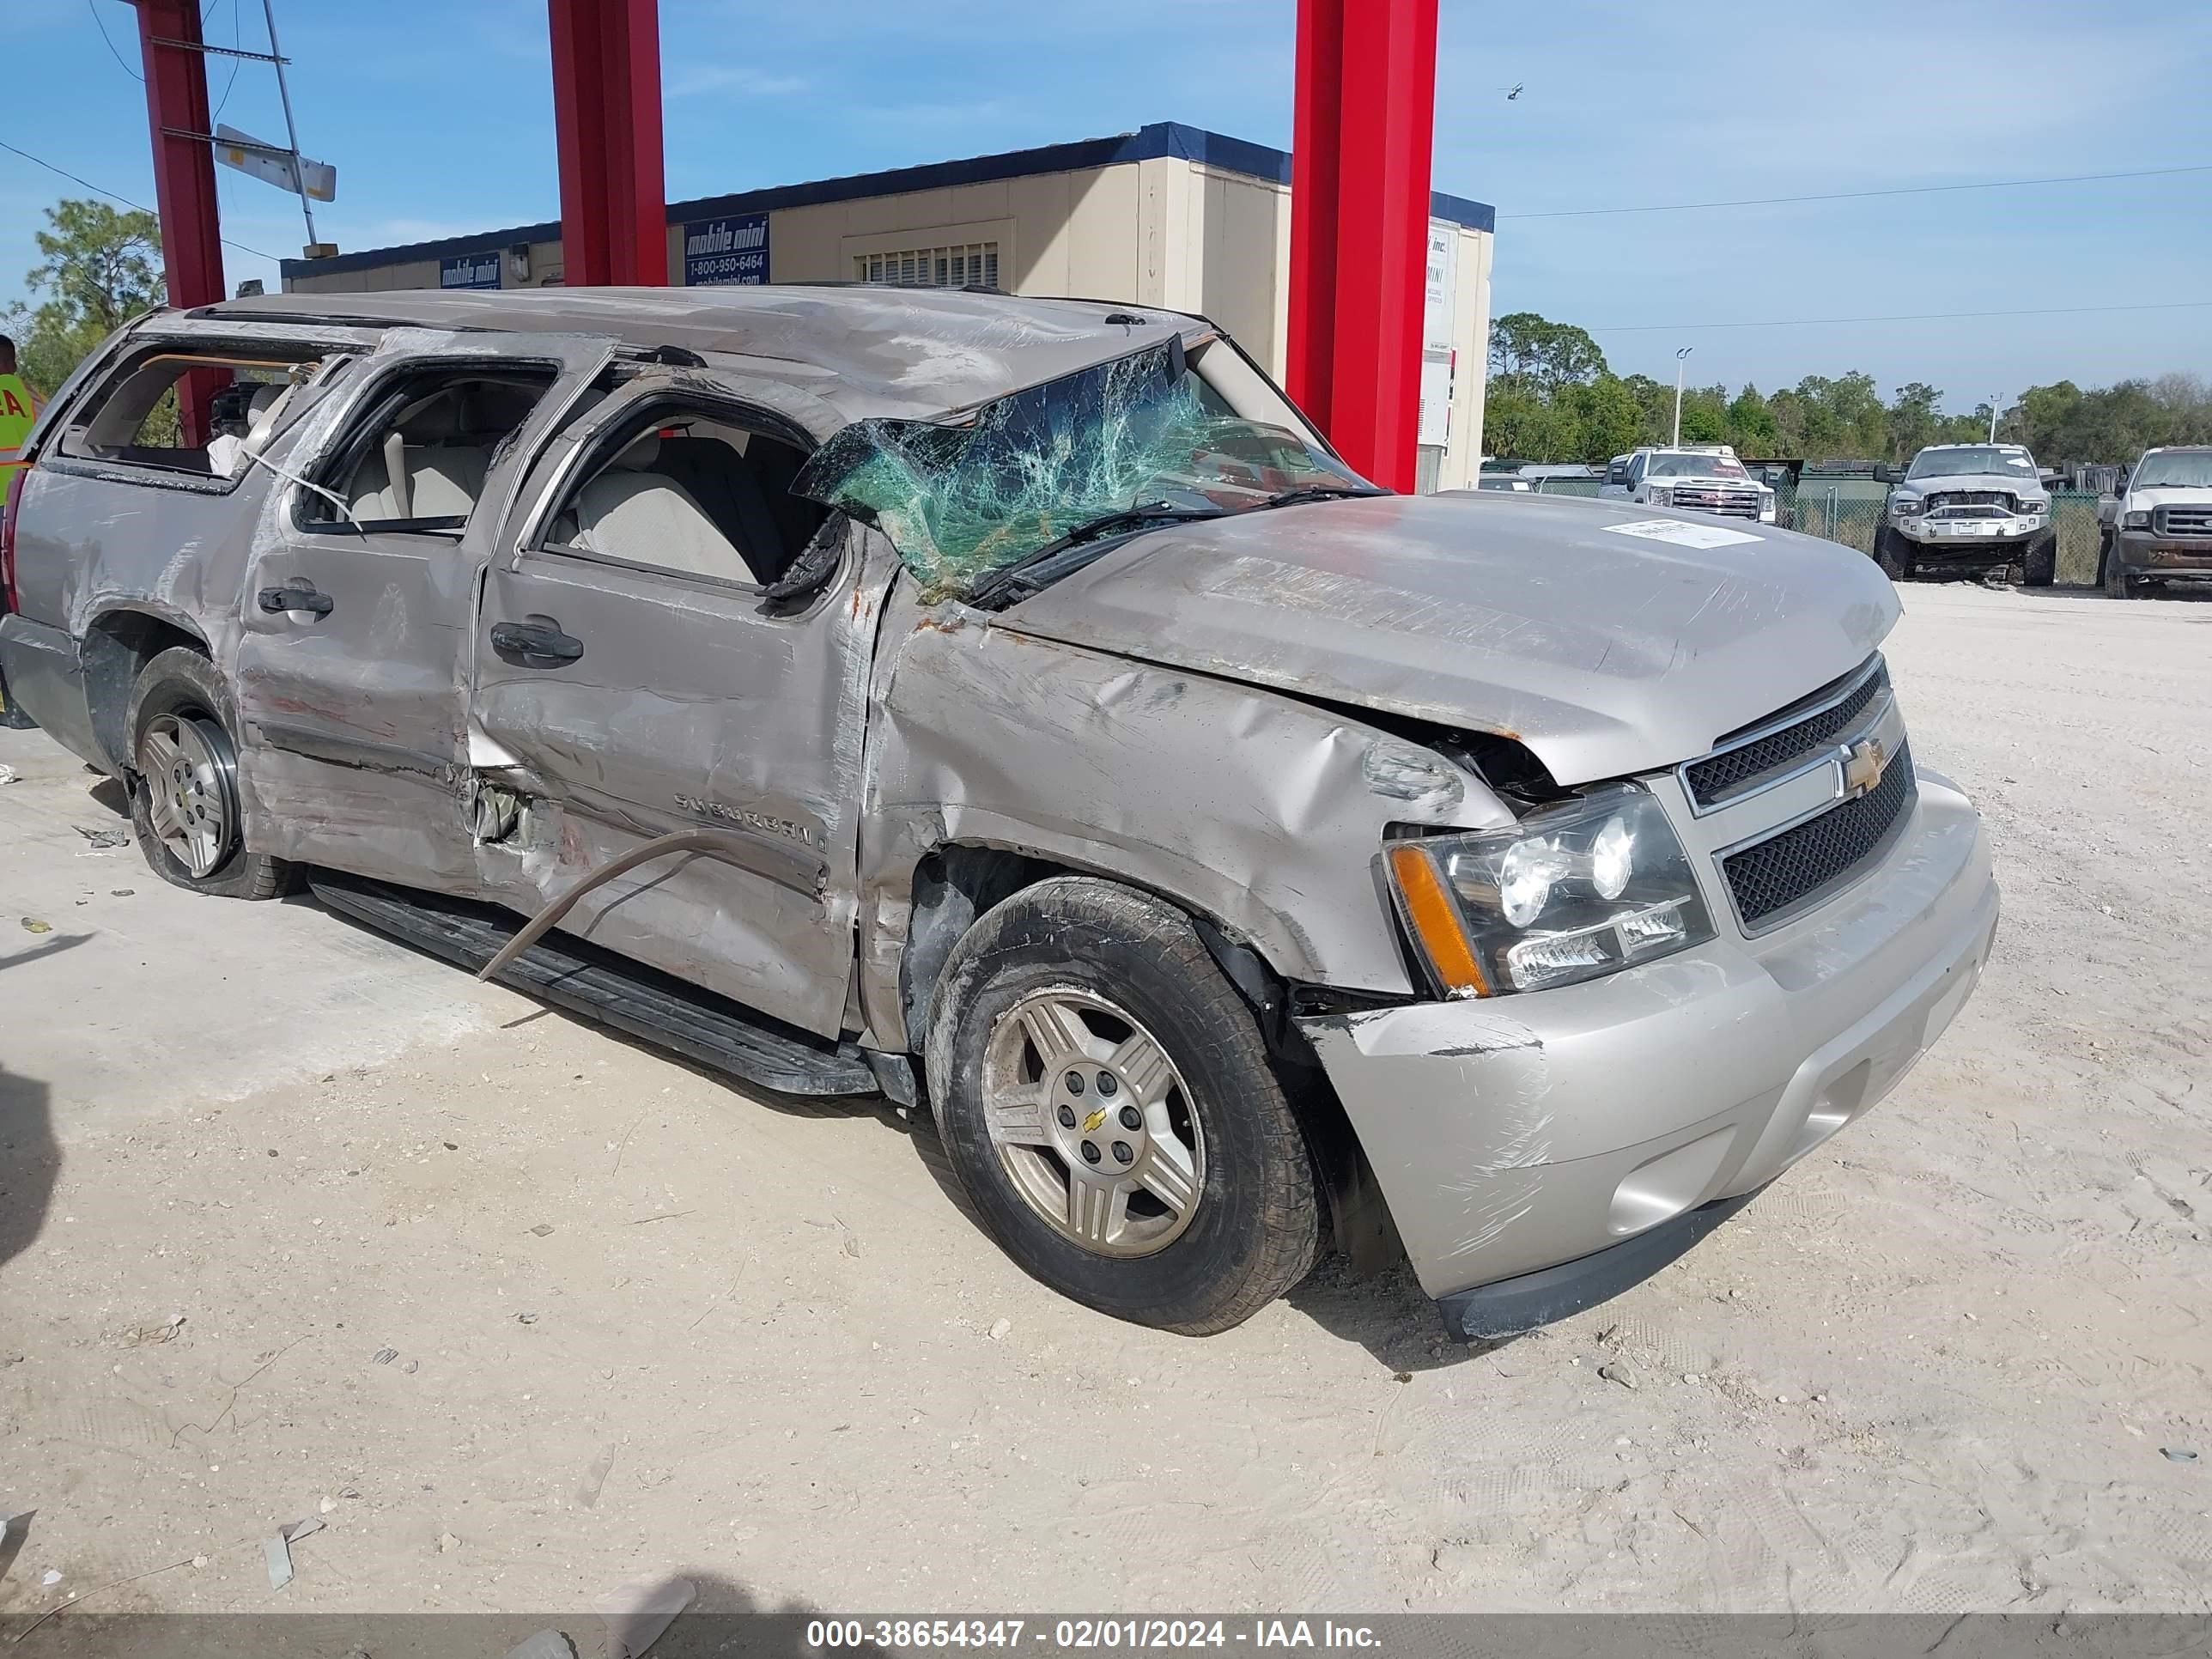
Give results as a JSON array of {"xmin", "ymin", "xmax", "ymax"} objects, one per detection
[{"xmin": 306, "ymin": 870, "xmax": 879, "ymax": 1097}]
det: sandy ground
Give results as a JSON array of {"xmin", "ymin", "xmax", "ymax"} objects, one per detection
[{"xmin": 2, "ymin": 580, "xmax": 2209, "ymax": 1626}]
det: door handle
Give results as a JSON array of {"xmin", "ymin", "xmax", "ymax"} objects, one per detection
[
  {"xmin": 489, "ymin": 619, "xmax": 585, "ymax": 664},
  {"xmin": 258, "ymin": 584, "xmax": 334, "ymax": 618}
]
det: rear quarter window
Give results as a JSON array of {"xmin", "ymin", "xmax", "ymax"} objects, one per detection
[{"xmin": 55, "ymin": 343, "xmax": 337, "ymax": 489}]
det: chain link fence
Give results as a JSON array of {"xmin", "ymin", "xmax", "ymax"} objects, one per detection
[{"xmin": 1504, "ymin": 480, "xmax": 2104, "ymax": 584}]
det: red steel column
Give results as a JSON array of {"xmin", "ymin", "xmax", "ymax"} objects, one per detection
[
  {"xmin": 1287, "ymin": 0, "xmax": 1438, "ymax": 493},
  {"xmin": 548, "ymin": 0, "xmax": 668, "ymax": 286},
  {"xmin": 131, "ymin": 0, "xmax": 227, "ymax": 446}
]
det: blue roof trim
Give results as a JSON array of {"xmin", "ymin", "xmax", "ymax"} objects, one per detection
[{"xmin": 282, "ymin": 121, "xmax": 1493, "ymax": 277}]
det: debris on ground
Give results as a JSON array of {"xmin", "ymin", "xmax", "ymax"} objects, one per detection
[
  {"xmin": 74, "ymin": 825, "xmax": 130, "ymax": 849},
  {"xmin": 264, "ymin": 1516, "xmax": 324, "ymax": 1590},
  {"xmin": 2162, "ymin": 1448, "xmax": 2197, "ymax": 1463},
  {"xmin": 1, "ymin": 1506, "xmax": 33, "ymax": 1583},
  {"xmin": 506, "ymin": 1633, "xmax": 580, "ymax": 1659},
  {"xmin": 516, "ymin": 1312, "xmax": 538, "ymax": 1325},
  {"xmin": 0, "ymin": 765, "xmax": 15, "ymax": 785},
  {"xmin": 110, "ymin": 889, "xmax": 134, "ymax": 897},
  {"xmin": 127, "ymin": 1314, "xmax": 186, "ymax": 1346},
  {"xmin": 372, "ymin": 1348, "xmax": 398, "ymax": 1366},
  {"xmin": 20, "ymin": 918, "xmax": 51, "ymax": 934},
  {"xmin": 595, "ymin": 1574, "xmax": 696, "ymax": 1659},
  {"xmin": 987, "ymin": 1317, "xmax": 1012, "ymax": 1341},
  {"xmin": 1597, "ymin": 1360, "xmax": 1639, "ymax": 1392},
  {"xmin": 436, "ymin": 1531, "xmax": 461, "ymax": 1554},
  {"xmin": 574, "ymin": 1443, "xmax": 618, "ymax": 1510},
  {"xmin": 529, "ymin": 1224, "xmax": 555, "ymax": 1237}
]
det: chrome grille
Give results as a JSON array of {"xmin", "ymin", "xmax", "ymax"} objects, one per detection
[
  {"xmin": 1723, "ymin": 741, "xmax": 1917, "ymax": 929},
  {"xmin": 1667, "ymin": 484, "xmax": 1763, "ymax": 519},
  {"xmin": 2155, "ymin": 505, "xmax": 2212, "ymax": 537},
  {"xmin": 1683, "ymin": 659, "xmax": 1888, "ymax": 810}
]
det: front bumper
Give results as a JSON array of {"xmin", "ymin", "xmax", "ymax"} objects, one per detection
[
  {"xmin": 1299, "ymin": 769, "xmax": 1997, "ymax": 1332},
  {"xmin": 1895, "ymin": 514, "xmax": 2042, "ymax": 558},
  {"xmin": 2115, "ymin": 529, "xmax": 2212, "ymax": 580}
]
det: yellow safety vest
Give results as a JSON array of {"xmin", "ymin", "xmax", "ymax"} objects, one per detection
[{"xmin": 0, "ymin": 372, "xmax": 36, "ymax": 485}]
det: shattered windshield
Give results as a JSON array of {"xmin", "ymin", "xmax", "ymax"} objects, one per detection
[{"xmin": 793, "ymin": 338, "xmax": 1376, "ymax": 600}]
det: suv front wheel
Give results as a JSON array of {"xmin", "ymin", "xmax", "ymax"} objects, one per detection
[
  {"xmin": 925, "ymin": 877, "xmax": 1321, "ymax": 1334},
  {"xmin": 126, "ymin": 647, "xmax": 293, "ymax": 900}
]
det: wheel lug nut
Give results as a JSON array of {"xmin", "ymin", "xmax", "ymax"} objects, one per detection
[
  {"xmin": 1080, "ymin": 1140, "xmax": 1102, "ymax": 1165},
  {"xmin": 1119, "ymin": 1106, "xmax": 1141, "ymax": 1132},
  {"xmin": 1112, "ymin": 1141, "xmax": 1133, "ymax": 1165},
  {"xmin": 1065, "ymin": 1072, "xmax": 1085, "ymax": 1096},
  {"xmin": 1096, "ymin": 1072, "xmax": 1118, "ymax": 1097},
  {"xmin": 1057, "ymin": 1105, "xmax": 1077, "ymax": 1129}
]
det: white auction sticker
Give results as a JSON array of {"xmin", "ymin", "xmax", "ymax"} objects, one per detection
[{"xmin": 1602, "ymin": 519, "xmax": 1765, "ymax": 549}]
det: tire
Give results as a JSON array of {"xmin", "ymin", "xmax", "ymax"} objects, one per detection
[
  {"xmin": 2022, "ymin": 531, "xmax": 2057, "ymax": 587},
  {"xmin": 1873, "ymin": 525, "xmax": 1911, "ymax": 580},
  {"xmin": 126, "ymin": 646, "xmax": 292, "ymax": 900},
  {"xmin": 924, "ymin": 877, "xmax": 1321, "ymax": 1334},
  {"xmin": 2105, "ymin": 553, "xmax": 2136, "ymax": 601}
]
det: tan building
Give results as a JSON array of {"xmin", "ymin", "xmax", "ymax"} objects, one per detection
[{"xmin": 282, "ymin": 122, "xmax": 1495, "ymax": 489}]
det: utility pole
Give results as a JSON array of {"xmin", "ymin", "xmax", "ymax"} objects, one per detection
[
  {"xmin": 1987, "ymin": 394, "xmax": 2001, "ymax": 444},
  {"xmin": 1673, "ymin": 347, "xmax": 1692, "ymax": 447},
  {"xmin": 258, "ymin": 0, "xmax": 321, "ymax": 254}
]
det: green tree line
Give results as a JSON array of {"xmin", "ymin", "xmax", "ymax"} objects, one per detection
[{"xmin": 1483, "ymin": 311, "xmax": 2212, "ymax": 468}]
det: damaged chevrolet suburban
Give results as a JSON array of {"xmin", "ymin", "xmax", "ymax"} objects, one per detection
[{"xmin": 0, "ymin": 289, "xmax": 1997, "ymax": 1339}]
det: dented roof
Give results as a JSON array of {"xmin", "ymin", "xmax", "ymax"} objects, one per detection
[{"xmin": 195, "ymin": 287, "xmax": 1200, "ymax": 422}]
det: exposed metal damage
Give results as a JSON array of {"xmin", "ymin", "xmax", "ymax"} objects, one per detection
[{"xmin": 0, "ymin": 282, "xmax": 1999, "ymax": 1338}]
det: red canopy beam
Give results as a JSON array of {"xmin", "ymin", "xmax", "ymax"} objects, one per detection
[
  {"xmin": 548, "ymin": 0, "xmax": 668, "ymax": 286},
  {"xmin": 130, "ymin": 0, "xmax": 228, "ymax": 446},
  {"xmin": 1287, "ymin": 0, "xmax": 1439, "ymax": 493}
]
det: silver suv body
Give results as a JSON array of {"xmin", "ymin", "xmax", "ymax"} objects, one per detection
[{"xmin": 0, "ymin": 289, "xmax": 1997, "ymax": 1338}]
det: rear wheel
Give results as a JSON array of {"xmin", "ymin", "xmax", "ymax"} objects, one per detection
[
  {"xmin": 925, "ymin": 877, "xmax": 1321, "ymax": 1334},
  {"xmin": 127, "ymin": 647, "xmax": 292, "ymax": 899},
  {"xmin": 2022, "ymin": 531, "xmax": 2057, "ymax": 587}
]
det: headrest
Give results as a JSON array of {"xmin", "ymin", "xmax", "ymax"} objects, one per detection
[
  {"xmin": 248, "ymin": 384, "xmax": 283, "ymax": 416},
  {"xmin": 611, "ymin": 434, "xmax": 660, "ymax": 470}
]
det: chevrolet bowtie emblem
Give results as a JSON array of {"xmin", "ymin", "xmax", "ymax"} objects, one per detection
[
  {"xmin": 1082, "ymin": 1109, "xmax": 1107, "ymax": 1134},
  {"xmin": 1842, "ymin": 736, "xmax": 1888, "ymax": 797}
]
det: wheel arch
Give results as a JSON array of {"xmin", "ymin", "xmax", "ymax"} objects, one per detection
[
  {"xmin": 900, "ymin": 842, "xmax": 1401, "ymax": 1275},
  {"xmin": 82, "ymin": 605, "xmax": 214, "ymax": 774}
]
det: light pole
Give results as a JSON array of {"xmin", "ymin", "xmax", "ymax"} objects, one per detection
[
  {"xmin": 1673, "ymin": 347, "xmax": 1693, "ymax": 447},
  {"xmin": 1987, "ymin": 394, "xmax": 2001, "ymax": 444}
]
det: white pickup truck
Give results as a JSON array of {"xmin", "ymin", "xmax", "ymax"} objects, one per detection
[{"xmin": 1601, "ymin": 447, "xmax": 1779, "ymax": 525}]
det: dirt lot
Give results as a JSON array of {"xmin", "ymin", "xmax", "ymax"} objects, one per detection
[{"xmin": 2, "ymin": 581, "xmax": 2209, "ymax": 1625}]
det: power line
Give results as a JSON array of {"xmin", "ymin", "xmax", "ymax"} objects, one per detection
[
  {"xmin": 0, "ymin": 138, "xmax": 280, "ymax": 262},
  {"xmin": 87, "ymin": 0, "xmax": 143, "ymax": 82},
  {"xmin": 1503, "ymin": 163, "xmax": 2212, "ymax": 220},
  {"xmin": 210, "ymin": 0, "xmax": 244, "ymax": 120},
  {"xmin": 1583, "ymin": 299, "xmax": 2212, "ymax": 334}
]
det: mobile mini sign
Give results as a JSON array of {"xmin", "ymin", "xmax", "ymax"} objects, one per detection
[
  {"xmin": 439, "ymin": 252, "xmax": 502, "ymax": 291},
  {"xmin": 684, "ymin": 213, "xmax": 769, "ymax": 286}
]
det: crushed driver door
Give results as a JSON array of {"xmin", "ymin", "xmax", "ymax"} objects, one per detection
[{"xmin": 465, "ymin": 370, "xmax": 888, "ymax": 1040}]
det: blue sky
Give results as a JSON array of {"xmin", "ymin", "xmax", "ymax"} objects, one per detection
[{"xmin": 8, "ymin": 0, "xmax": 2209, "ymax": 410}]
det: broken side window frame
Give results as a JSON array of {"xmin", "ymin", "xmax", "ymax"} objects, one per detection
[
  {"xmin": 291, "ymin": 358, "xmax": 568, "ymax": 542},
  {"xmin": 517, "ymin": 386, "xmax": 841, "ymax": 600}
]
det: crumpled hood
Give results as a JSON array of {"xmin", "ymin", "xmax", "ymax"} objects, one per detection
[
  {"xmin": 994, "ymin": 491, "xmax": 1900, "ymax": 786},
  {"xmin": 1893, "ymin": 472, "xmax": 2040, "ymax": 498}
]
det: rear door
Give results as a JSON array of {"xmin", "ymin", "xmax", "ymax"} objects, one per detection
[
  {"xmin": 234, "ymin": 331, "xmax": 616, "ymax": 889},
  {"xmin": 465, "ymin": 373, "xmax": 885, "ymax": 1039}
]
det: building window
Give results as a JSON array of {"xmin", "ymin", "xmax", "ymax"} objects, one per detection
[{"xmin": 854, "ymin": 242, "xmax": 1000, "ymax": 290}]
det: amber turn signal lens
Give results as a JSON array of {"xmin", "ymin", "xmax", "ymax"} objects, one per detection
[{"xmin": 1386, "ymin": 842, "xmax": 1490, "ymax": 998}]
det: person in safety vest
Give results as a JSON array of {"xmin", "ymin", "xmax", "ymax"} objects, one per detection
[{"xmin": 0, "ymin": 335, "xmax": 42, "ymax": 489}]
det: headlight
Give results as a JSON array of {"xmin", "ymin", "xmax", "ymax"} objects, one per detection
[
  {"xmin": 1384, "ymin": 786, "xmax": 1715, "ymax": 997},
  {"xmin": 2123, "ymin": 509, "xmax": 2152, "ymax": 530},
  {"xmin": 1890, "ymin": 495, "xmax": 1924, "ymax": 516},
  {"xmin": 2017, "ymin": 498, "xmax": 2048, "ymax": 518},
  {"xmin": 1758, "ymin": 491, "xmax": 1778, "ymax": 523},
  {"xmin": 1647, "ymin": 485, "xmax": 1673, "ymax": 506}
]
